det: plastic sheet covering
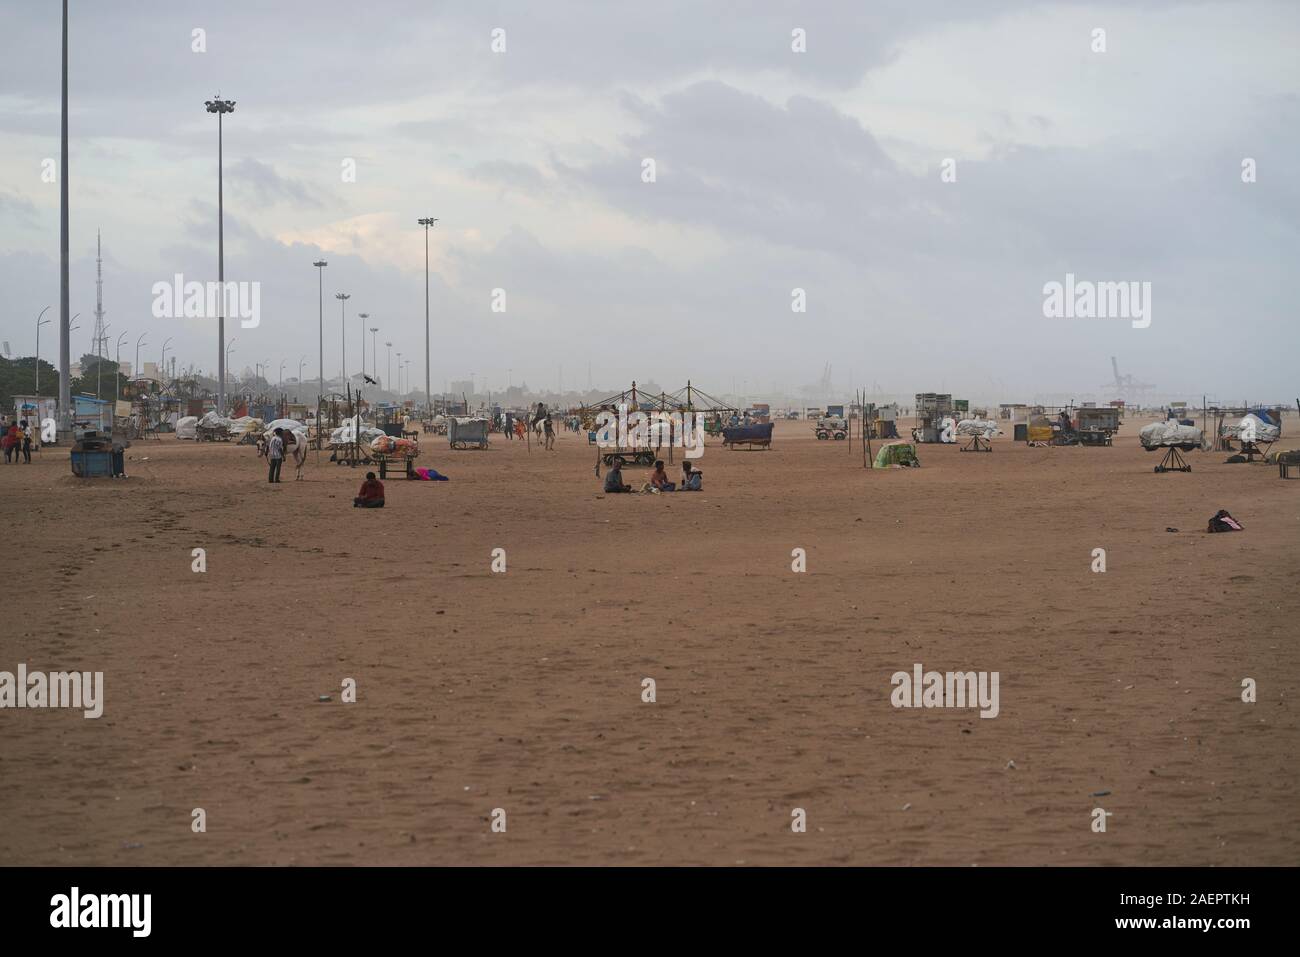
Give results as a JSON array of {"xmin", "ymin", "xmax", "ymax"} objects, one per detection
[
  {"xmin": 228, "ymin": 416, "xmax": 262, "ymax": 437},
  {"xmin": 873, "ymin": 442, "xmax": 920, "ymax": 469},
  {"xmin": 330, "ymin": 417, "xmax": 384, "ymax": 446},
  {"xmin": 370, "ymin": 435, "xmax": 418, "ymax": 457},
  {"xmin": 175, "ymin": 416, "xmax": 198, "ymax": 440},
  {"xmin": 1220, "ymin": 413, "xmax": 1280, "ymax": 443},
  {"xmin": 956, "ymin": 418, "xmax": 1000, "ymax": 439},
  {"xmin": 1140, "ymin": 421, "xmax": 1209, "ymax": 450},
  {"xmin": 263, "ymin": 418, "xmax": 306, "ymax": 435},
  {"xmin": 198, "ymin": 411, "xmax": 235, "ymax": 430}
]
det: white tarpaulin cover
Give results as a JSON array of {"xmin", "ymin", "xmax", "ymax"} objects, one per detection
[
  {"xmin": 228, "ymin": 416, "xmax": 262, "ymax": 437},
  {"xmin": 957, "ymin": 418, "xmax": 1000, "ymax": 439},
  {"xmin": 1220, "ymin": 413, "xmax": 1281, "ymax": 443},
  {"xmin": 198, "ymin": 411, "xmax": 234, "ymax": 429},
  {"xmin": 175, "ymin": 416, "xmax": 198, "ymax": 440},
  {"xmin": 263, "ymin": 417, "xmax": 307, "ymax": 436},
  {"xmin": 1140, "ymin": 421, "xmax": 1209, "ymax": 450},
  {"xmin": 330, "ymin": 416, "xmax": 384, "ymax": 446}
]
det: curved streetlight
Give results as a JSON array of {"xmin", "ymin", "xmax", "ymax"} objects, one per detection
[
  {"xmin": 115, "ymin": 331, "xmax": 128, "ymax": 407},
  {"xmin": 35, "ymin": 306, "xmax": 51, "ymax": 393},
  {"xmin": 135, "ymin": 332, "xmax": 148, "ymax": 385},
  {"xmin": 205, "ymin": 94, "xmax": 236, "ymax": 412},
  {"xmin": 161, "ymin": 336, "xmax": 174, "ymax": 386},
  {"xmin": 225, "ymin": 338, "xmax": 236, "ymax": 388},
  {"xmin": 279, "ymin": 359, "xmax": 286, "ymax": 391}
]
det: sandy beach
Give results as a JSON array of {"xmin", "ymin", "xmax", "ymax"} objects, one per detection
[{"xmin": 1, "ymin": 419, "xmax": 1296, "ymax": 866}]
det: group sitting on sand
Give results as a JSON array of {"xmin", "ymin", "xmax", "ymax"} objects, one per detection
[{"xmin": 604, "ymin": 459, "xmax": 702, "ymax": 494}]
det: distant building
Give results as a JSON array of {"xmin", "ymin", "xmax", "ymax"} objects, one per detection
[{"xmin": 451, "ymin": 379, "xmax": 474, "ymax": 396}]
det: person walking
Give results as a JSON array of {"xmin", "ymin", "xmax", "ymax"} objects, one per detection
[
  {"xmin": 267, "ymin": 428, "xmax": 285, "ymax": 483},
  {"xmin": 19, "ymin": 420, "xmax": 33, "ymax": 464},
  {"xmin": 1, "ymin": 422, "xmax": 14, "ymax": 464}
]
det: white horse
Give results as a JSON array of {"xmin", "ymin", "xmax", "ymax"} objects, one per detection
[{"xmin": 259, "ymin": 430, "xmax": 308, "ymax": 480}]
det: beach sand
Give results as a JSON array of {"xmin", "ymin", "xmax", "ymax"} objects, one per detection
[{"xmin": 1, "ymin": 417, "xmax": 1296, "ymax": 865}]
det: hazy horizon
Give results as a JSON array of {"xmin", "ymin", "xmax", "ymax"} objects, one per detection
[{"xmin": 1, "ymin": 1, "xmax": 1296, "ymax": 406}]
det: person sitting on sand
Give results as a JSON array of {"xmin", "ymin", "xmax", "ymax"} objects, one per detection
[
  {"xmin": 354, "ymin": 471, "xmax": 385, "ymax": 508},
  {"xmin": 650, "ymin": 460, "xmax": 675, "ymax": 492},
  {"xmin": 603, "ymin": 462, "xmax": 632, "ymax": 493},
  {"xmin": 680, "ymin": 460, "xmax": 702, "ymax": 491}
]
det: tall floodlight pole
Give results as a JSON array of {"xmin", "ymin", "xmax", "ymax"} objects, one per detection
[
  {"xmin": 385, "ymin": 342, "xmax": 392, "ymax": 391},
  {"xmin": 313, "ymin": 260, "xmax": 327, "ymax": 401},
  {"xmin": 58, "ymin": 0, "xmax": 70, "ymax": 431},
  {"xmin": 279, "ymin": 360, "xmax": 286, "ymax": 391},
  {"xmin": 335, "ymin": 292, "xmax": 350, "ymax": 385},
  {"xmin": 396, "ymin": 351, "xmax": 402, "ymax": 395},
  {"xmin": 205, "ymin": 94, "xmax": 236, "ymax": 413},
  {"xmin": 417, "ymin": 217, "xmax": 437, "ymax": 414},
  {"xmin": 115, "ymin": 331, "xmax": 127, "ymax": 407},
  {"xmin": 369, "ymin": 326, "xmax": 378, "ymax": 380},
  {"xmin": 35, "ymin": 306, "xmax": 51, "ymax": 393},
  {"xmin": 358, "ymin": 312, "xmax": 369, "ymax": 382}
]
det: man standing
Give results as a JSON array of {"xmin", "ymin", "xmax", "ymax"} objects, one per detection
[{"xmin": 267, "ymin": 428, "xmax": 285, "ymax": 483}]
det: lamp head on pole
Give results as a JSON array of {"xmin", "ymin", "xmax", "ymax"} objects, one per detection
[
  {"xmin": 313, "ymin": 259, "xmax": 327, "ymax": 268},
  {"xmin": 417, "ymin": 217, "xmax": 438, "ymax": 228},
  {"xmin": 205, "ymin": 97, "xmax": 236, "ymax": 115}
]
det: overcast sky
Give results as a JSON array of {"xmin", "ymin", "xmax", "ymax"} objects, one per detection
[{"xmin": 0, "ymin": 0, "xmax": 1296, "ymax": 404}]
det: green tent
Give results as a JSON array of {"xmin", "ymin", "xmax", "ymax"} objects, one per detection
[{"xmin": 873, "ymin": 442, "xmax": 920, "ymax": 469}]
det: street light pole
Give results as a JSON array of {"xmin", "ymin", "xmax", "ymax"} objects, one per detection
[
  {"xmin": 396, "ymin": 352, "xmax": 402, "ymax": 396},
  {"xmin": 335, "ymin": 292, "xmax": 350, "ymax": 385},
  {"xmin": 225, "ymin": 339, "xmax": 235, "ymax": 394},
  {"xmin": 135, "ymin": 333, "xmax": 147, "ymax": 388},
  {"xmin": 115, "ymin": 331, "xmax": 127, "ymax": 408},
  {"xmin": 417, "ymin": 217, "xmax": 437, "ymax": 415},
  {"xmin": 369, "ymin": 326, "xmax": 378, "ymax": 381},
  {"xmin": 205, "ymin": 94, "xmax": 236, "ymax": 414},
  {"xmin": 161, "ymin": 337, "xmax": 173, "ymax": 389},
  {"xmin": 385, "ymin": 342, "xmax": 392, "ymax": 392},
  {"xmin": 358, "ymin": 312, "xmax": 369, "ymax": 383},
  {"xmin": 313, "ymin": 260, "xmax": 327, "ymax": 402},
  {"xmin": 58, "ymin": 0, "xmax": 70, "ymax": 431},
  {"xmin": 35, "ymin": 306, "xmax": 50, "ymax": 393}
]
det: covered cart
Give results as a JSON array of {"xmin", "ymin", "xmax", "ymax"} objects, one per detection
[
  {"xmin": 449, "ymin": 417, "xmax": 489, "ymax": 449},
  {"xmin": 722, "ymin": 422, "xmax": 774, "ymax": 450}
]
